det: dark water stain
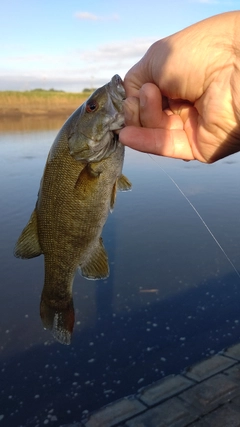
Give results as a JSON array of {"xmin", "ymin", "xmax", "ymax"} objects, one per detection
[{"xmin": 21, "ymin": 155, "xmax": 36, "ymax": 160}]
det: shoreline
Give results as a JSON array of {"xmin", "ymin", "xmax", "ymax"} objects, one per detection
[
  {"xmin": 0, "ymin": 91, "xmax": 89, "ymax": 118},
  {"xmin": 0, "ymin": 108, "xmax": 80, "ymax": 118}
]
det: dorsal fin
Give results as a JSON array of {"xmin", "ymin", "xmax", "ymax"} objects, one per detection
[{"xmin": 14, "ymin": 208, "xmax": 42, "ymax": 259}]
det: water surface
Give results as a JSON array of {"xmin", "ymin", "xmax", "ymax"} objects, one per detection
[{"xmin": 1, "ymin": 117, "xmax": 240, "ymax": 426}]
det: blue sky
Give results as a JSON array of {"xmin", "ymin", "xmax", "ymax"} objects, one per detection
[{"xmin": 1, "ymin": 0, "xmax": 240, "ymax": 91}]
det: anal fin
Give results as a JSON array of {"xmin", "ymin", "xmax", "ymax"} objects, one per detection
[
  {"xmin": 14, "ymin": 208, "xmax": 42, "ymax": 259},
  {"xmin": 80, "ymin": 238, "xmax": 109, "ymax": 280}
]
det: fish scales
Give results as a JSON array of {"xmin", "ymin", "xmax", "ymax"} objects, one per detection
[{"xmin": 14, "ymin": 75, "xmax": 131, "ymax": 344}]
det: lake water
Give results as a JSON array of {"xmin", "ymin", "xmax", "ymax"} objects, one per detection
[{"xmin": 1, "ymin": 116, "xmax": 240, "ymax": 426}]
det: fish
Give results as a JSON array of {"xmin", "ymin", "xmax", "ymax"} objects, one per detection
[{"xmin": 14, "ymin": 74, "xmax": 131, "ymax": 345}]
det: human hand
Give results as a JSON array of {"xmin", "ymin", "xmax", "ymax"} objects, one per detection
[{"xmin": 119, "ymin": 12, "xmax": 240, "ymax": 163}]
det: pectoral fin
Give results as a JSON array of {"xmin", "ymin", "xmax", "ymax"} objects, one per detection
[
  {"xmin": 80, "ymin": 238, "xmax": 109, "ymax": 280},
  {"xmin": 14, "ymin": 208, "xmax": 42, "ymax": 259},
  {"xmin": 117, "ymin": 174, "xmax": 132, "ymax": 191},
  {"xmin": 110, "ymin": 174, "xmax": 132, "ymax": 211}
]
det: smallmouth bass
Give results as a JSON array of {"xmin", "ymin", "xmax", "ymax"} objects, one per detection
[{"xmin": 14, "ymin": 75, "xmax": 131, "ymax": 345}]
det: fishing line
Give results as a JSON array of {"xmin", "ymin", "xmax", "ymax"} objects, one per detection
[{"xmin": 149, "ymin": 154, "xmax": 240, "ymax": 280}]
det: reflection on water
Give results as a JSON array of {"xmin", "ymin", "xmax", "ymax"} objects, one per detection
[
  {"xmin": 1, "ymin": 117, "xmax": 240, "ymax": 426},
  {"xmin": 0, "ymin": 115, "xmax": 67, "ymax": 132}
]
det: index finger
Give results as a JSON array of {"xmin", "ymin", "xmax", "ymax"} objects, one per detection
[
  {"xmin": 124, "ymin": 56, "xmax": 154, "ymax": 98},
  {"xmin": 123, "ymin": 39, "xmax": 167, "ymax": 97},
  {"xmin": 119, "ymin": 126, "xmax": 195, "ymax": 160},
  {"xmin": 123, "ymin": 64, "xmax": 144, "ymax": 98}
]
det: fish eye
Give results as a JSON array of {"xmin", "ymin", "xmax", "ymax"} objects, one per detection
[{"xmin": 86, "ymin": 101, "xmax": 99, "ymax": 113}]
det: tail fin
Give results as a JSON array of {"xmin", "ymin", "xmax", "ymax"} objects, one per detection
[{"xmin": 40, "ymin": 298, "xmax": 75, "ymax": 345}]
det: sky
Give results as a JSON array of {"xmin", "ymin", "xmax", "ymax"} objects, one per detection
[{"xmin": 1, "ymin": 0, "xmax": 240, "ymax": 92}]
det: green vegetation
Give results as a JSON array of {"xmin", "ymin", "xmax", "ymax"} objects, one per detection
[
  {"xmin": 0, "ymin": 89, "xmax": 87, "ymax": 99},
  {"xmin": 30, "ymin": 88, "xmax": 65, "ymax": 92},
  {"xmin": 82, "ymin": 88, "xmax": 96, "ymax": 93},
  {"xmin": 0, "ymin": 89, "xmax": 90, "ymax": 116}
]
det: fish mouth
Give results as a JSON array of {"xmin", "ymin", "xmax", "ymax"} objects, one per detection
[
  {"xmin": 68, "ymin": 111, "xmax": 124, "ymax": 162},
  {"xmin": 109, "ymin": 74, "xmax": 126, "ymax": 101},
  {"xmin": 68, "ymin": 74, "xmax": 125, "ymax": 163}
]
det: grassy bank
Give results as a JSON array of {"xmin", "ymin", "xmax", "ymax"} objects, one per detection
[{"xmin": 0, "ymin": 90, "xmax": 91, "ymax": 117}]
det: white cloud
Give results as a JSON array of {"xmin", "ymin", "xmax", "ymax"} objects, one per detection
[
  {"xmin": 0, "ymin": 37, "xmax": 160, "ymax": 91},
  {"xmin": 74, "ymin": 11, "xmax": 119, "ymax": 21},
  {"xmin": 0, "ymin": 74, "xmax": 108, "ymax": 92},
  {"xmin": 79, "ymin": 37, "xmax": 157, "ymax": 62}
]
